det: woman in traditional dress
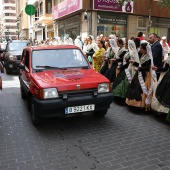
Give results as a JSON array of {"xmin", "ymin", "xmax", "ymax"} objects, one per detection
[
  {"xmin": 112, "ymin": 40, "xmax": 136, "ymax": 99},
  {"xmin": 85, "ymin": 35, "xmax": 97, "ymax": 64},
  {"xmin": 92, "ymin": 40, "xmax": 106, "ymax": 72},
  {"xmin": 100, "ymin": 39, "xmax": 117, "ymax": 75},
  {"xmin": 151, "ymin": 63, "xmax": 169, "ymax": 116},
  {"xmin": 103, "ymin": 39, "xmax": 118, "ymax": 82},
  {"xmin": 152, "ymin": 55, "xmax": 170, "ymax": 121},
  {"xmin": 126, "ymin": 42, "xmax": 154, "ymax": 110}
]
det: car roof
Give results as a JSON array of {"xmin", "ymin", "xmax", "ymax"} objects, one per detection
[{"xmin": 26, "ymin": 45, "xmax": 80, "ymax": 51}]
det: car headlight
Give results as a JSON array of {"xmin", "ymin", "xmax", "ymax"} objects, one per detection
[
  {"xmin": 9, "ymin": 55, "xmax": 17, "ymax": 60},
  {"xmin": 98, "ymin": 83, "xmax": 110, "ymax": 93},
  {"xmin": 43, "ymin": 88, "xmax": 59, "ymax": 99}
]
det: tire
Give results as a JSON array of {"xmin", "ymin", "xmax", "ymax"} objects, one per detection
[
  {"xmin": 6, "ymin": 63, "xmax": 12, "ymax": 75},
  {"xmin": 30, "ymin": 97, "xmax": 41, "ymax": 126},
  {"xmin": 20, "ymin": 85, "xmax": 27, "ymax": 100},
  {"xmin": 94, "ymin": 110, "xmax": 108, "ymax": 117}
]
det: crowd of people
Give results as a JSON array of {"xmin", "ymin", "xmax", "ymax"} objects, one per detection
[
  {"xmin": 1, "ymin": 31, "xmax": 170, "ymax": 122},
  {"xmin": 79, "ymin": 32, "xmax": 170, "ymax": 122}
]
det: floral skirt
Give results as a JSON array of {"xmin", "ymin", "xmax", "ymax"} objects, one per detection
[{"xmin": 112, "ymin": 70, "xmax": 129, "ymax": 99}]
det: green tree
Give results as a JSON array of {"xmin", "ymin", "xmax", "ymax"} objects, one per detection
[{"xmin": 158, "ymin": 0, "xmax": 170, "ymax": 8}]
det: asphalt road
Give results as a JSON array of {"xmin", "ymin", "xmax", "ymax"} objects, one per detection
[{"xmin": 0, "ymin": 72, "xmax": 170, "ymax": 170}]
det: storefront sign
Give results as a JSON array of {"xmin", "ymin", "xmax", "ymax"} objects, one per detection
[
  {"xmin": 99, "ymin": 15, "xmax": 127, "ymax": 25},
  {"xmin": 94, "ymin": 0, "xmax": 134, "ymax": 13},
  {"xmin": 52, "ymin": 0, "xmax": 82, "ymax": 20}
]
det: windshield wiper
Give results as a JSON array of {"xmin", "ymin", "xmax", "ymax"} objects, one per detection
[
  {"xmin": 36, "ymin": 66, "xmax": 67, "ymax": 70},
  {"xmin": 81, "ymin": 66, "xmax": 89, "ymax": 69}
]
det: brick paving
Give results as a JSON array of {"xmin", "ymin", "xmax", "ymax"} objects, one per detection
[{"xmin": 0, "ymin": 73, "xmax": 170, "ymax": 170}]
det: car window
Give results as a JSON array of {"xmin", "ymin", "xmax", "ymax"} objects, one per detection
[
  {"xmin": 32, "ymin": 49, "xmax": 88, "ymax": 70},
  {"xmin": 9, "ymin": 42, "xmax": 28, "ymax": 51},
  {"xmin": 25, "ymin": 51, "xmax": 29, "ymax": 68}
]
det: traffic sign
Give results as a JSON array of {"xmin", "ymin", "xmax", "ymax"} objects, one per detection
[{"xmin": 25, "ymin": 5, "xmax": 36, "ymax": 16}]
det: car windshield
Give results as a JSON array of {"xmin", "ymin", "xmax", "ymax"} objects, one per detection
[
  {"xmin": 9, "ymin": 42, "xmax": 28, "ymax": 51},
  {"xmin": 32, "ymin": 49, "xmax": 89, "ymax": 70}
]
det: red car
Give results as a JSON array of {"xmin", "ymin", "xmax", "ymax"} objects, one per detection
[{"xmin": 19, "ymin": 45, "xmax": 113, "ymax": 126}]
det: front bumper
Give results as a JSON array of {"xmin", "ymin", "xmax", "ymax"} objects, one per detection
[{"xmin": 32, "ymin": 93, "xmax": 114, "ymax": 118}]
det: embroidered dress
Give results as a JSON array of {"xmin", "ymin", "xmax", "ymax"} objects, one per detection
[
  {"xmin": 126, "ymin": 53, "xmax": 152, "ymax": 108},
  {"xmin": 151, "ymin": 70, "xmax": 169, "ymax": 114},
  {"xmin": 155, "ymin": 57, "xmax": 170, "ymax": 108},
  {"xmin": 105, "ymin": 47, "xmax": 126, "ymax": 82},
  {"xmin": 112, "ymin": 51, "xmax": 130, "ymax": 98},
  {"xmin": 104, "ymin": 39, "xmax": 118, "ymax": 82},
  {"xmin": 92, "ymin": 47, "xmax": 106, "ymax": 72},
  {"xmin": 100, "ymin": 47, "xmax": 115, "ymax": 75}
]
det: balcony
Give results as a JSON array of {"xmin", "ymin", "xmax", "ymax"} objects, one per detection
[{"xmin": 3, "ymin": 3, "xmax": 15, "ymax": 7}]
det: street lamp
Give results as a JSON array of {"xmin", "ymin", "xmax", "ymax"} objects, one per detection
[{"xmin": 16, "ymin": 18, "xmax": 20, "ymax": 40}]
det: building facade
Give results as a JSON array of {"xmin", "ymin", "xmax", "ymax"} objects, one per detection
[
  {"xmin": 15, "ymin": 0, "xmax": 170, "ymax": 42},
  {"xmin": 52, "ymin": 0, "xmax": 170, "ymax": 41},
  {"xmin": 16, "ymin": 0, "xmax": 29, "ymax": 40},
  {"xmin": 2, "ymin": 0, "xmax": 18, "ymax": 40}
]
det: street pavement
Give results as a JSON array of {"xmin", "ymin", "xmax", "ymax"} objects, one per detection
[{"xmin": 0, "ymin": 72, "xmax": 170, "ymax": 170}]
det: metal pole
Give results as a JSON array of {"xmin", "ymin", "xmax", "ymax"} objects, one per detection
[{"xmin": 147, "ymin": 0, "xmax": 152, "ymax": 36}]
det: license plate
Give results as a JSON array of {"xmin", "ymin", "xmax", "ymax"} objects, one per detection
[{"xmin": 65, "ymin": 104, "xmax": 95, "ymax": 114}]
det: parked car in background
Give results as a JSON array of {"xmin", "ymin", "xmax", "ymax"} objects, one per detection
[
  {"xmin": 3, "ymin": 40, "xmax": 29, "ymax": 74},
  {"xmin": 0, "ymin": 42, "xmax": 7, "ymax": 67},
  {"xmin": 19, "ymin": 45, "xmax": 114, "ymax": 126}
]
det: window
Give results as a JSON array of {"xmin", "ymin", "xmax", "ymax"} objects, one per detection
[
  {"xmin": 32, "ymin": 49, "xmax": 88, "ymax": 70},
  {"xmin": 138, "ymin": 17, "xmax": 147, "ymax": 28},
  {"xmin": 54, "ymin": 0, "xmax": 58, "ymax": 6},
  {"xmin": 25, "ymin": 51, "xmax": 29, "ymax": 68},
  {"xmin": 21, "ymin": 50, "xmax": 29, "ymax": 69},
  {"xmin": 35, "ymin": 8, "xmax": 39, "ymax": 21},
  {"xmin": 46, "ymin": 0, "xmax": 52, "ymax": 14},
  {"xmin": 40, "ymin": 2, "xmax": 43, "ymax": 15}
]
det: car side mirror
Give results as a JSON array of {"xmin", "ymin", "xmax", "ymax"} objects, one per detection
[{"xmin": 18, "ymin": 64, "xmax": 25, "ymax": 70}]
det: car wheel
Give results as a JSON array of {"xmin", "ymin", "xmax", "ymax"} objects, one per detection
[
  {"xmin": 30, "ymin": 97, "xmax": 41, "ymax": 126},
  {"xmin": 6, "ymin": 63, "xmax": 12, "ymax": 75},
  {"xmin": 20, "ymin": 85, "xmax": 27, "ymax": 100},
  {"xmin": 94, "ymin": 110, "xmax": 108, "ymax": 117}
]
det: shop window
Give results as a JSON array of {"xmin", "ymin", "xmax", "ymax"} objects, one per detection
[
  {"xmin": 97, "ymin": 25, "xmax": 126, "ymax": 38},
  {"xmin": 138, "ymin": 17, "xmax": 147, "ymax": 28}
]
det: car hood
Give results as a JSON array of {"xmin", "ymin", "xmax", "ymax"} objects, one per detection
[
  {"xmin": 32, "ymin": 69, "xmax": 109, "ymax": 91},
  {"xmin": 9, "ymin": 51, "xmax": 22, "ymax": 55}
]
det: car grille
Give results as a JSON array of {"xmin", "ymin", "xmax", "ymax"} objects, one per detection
[
  {"xmin": 59, "ymin": 89, "xmax": 98, "ymax": 99},
  {"xmin": 16, "ymin": 55, "xmax": 21, "ymax": 60}
]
